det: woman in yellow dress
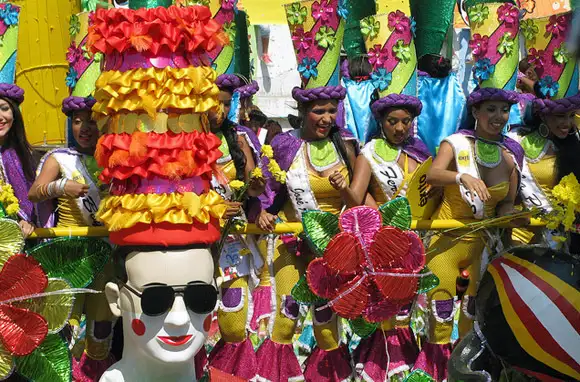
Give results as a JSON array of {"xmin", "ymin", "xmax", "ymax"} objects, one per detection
[{"xmin": 417, "ymin": 88, "xmax": 525, "ymax": 381}]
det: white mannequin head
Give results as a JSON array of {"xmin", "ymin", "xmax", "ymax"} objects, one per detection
[{"xmin": 104, "ymin": 247, "xmax": 215, "ymax": 375}]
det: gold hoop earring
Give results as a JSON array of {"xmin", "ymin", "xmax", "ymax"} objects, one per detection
[{"xmin": 538, "ymin": 123, "xmax": 549, "ymax": 138}]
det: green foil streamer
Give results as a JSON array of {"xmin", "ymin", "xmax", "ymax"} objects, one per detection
[
  {"xmin": 16, "ymin": 334, "xmax": 71, "ymax": 382},
  {"xmin": 343, "ymin": 0, "xmax": 376, "ymax": 58},
  {"xmin": 302, "ymin": 211, "xmax": 340, "ymax": 256},
  {"xmin": 410, "ymin": 0, "xmax": 456, "ymax": 58},
  {"xmin": 27, "ymin": 238, "xmax": 111, "ymax": 288},
  {"xmin": 464, "ymin": 0, "xmax": 516, "ymax": 8},
  {"xmin": 129, "ymin": 0, "xmax": 172, "ymax": 9},
  {"xmin": 404, "ymin": 369, "xmax": 436, "ymax": 382},
  {"xmin": 291, "ymin": 275, "xmax": 327, "ymax": 304},
  {"xmin": 348, "ymin": 317, "xmax": 378, "ymax": 338},
  {"xmin": 234, "ymin": 11, "xmax": 250, "ymax": 79},
  {"xmin": 378, "ymin": 198, "xmax": 412, "ymax": 230}
]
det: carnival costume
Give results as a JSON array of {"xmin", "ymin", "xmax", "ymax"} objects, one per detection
[
  {"xmin": 448, "ymin": 246, "xmax": 580, "ymax": 381},
  {"xmin": 414, "ymin": 2, "xmax": 525, "ymax": 380},
  {"xmin": 252, "ymin": 1, "xmax": 353, "ymax": 380},
  {"xmin": 202, "ymin": 5, "xmax": 269, "ymax": 379},
  {"xmin": 91, "ymin": 1, "xmax": 227, "ymax": 380},
  {"xmin": 509, "ymin": 10, "xmax": 580, "ymax": 249},
  {"xmin": 351, "ymin": 4, "xmax": 433, "ymax": 379}
]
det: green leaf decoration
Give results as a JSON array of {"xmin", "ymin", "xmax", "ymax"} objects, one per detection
[
  {"xmin": 291, "ymin": 275, "xmax": 326, "ymax": 304},
  {"xmin": 348, "ymin": 317, "xmax": 378, "ymax": 338},
  {"xmin": 27, "ymin": 238, "xmax": 111, "ymax": 288},
  {"xmin": 16, "ymin": 334, "xmax": 71, "ymax": 382},
  {"xmin": 302, "ymin": 210, "xmax": 340, "ymax": 256},
  {"xmin": 14, "ymin": 278, "xmax": 75, "ymax": 334},
  {"xmin": 379, "ymin": 198, "xmax": 411, "ymax": 230},
  {"xmin": 0, "ymin": 218, "xmax": 24, "ymax": 271},
  {"xmin": 0, "ymin": 343, "xmax": 14, "ymax": 380},
  {"xmin": 417, "ymin": 267, "xmax": 439, "ymax": 294},
  {"xmin": 404, "ymin": 369, "xmax": 436, "ymax": 382}
]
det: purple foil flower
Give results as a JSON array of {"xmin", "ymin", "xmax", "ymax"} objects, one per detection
[
  {"xmin": 367, "ymin": 44, "xmax": 388, "ymax": 68},
  {"xmin": 292, "ymin": 28, "xmax": 314, "ymax": 52},
  {"xmin": 546, "ymin": 15, "xmax": 567, "ymax": 37},
  {"xmin": 388, "ymin": 10, "xmax": 410, "ymax": 33},
  {"xmin": 497, "ymin": 3, "xmax": 518, "ymax": 25},
  {"xmin": 527, "ymin": 48, "xmax": 545, "ymax": 70},
  {"xmin": 221, "ymin": 0, "xmax": 237, "ymax": 11},
  {"xmin": 66, "ymin": 42, "xmax": 83, "ymax": 64},
  {"xmin": 312, "ymin": 0, "xmax": 334, "ymax": 23},
  {"xmin": 469, "ymin": 33, "xmax": 489, "ymax": 57}
]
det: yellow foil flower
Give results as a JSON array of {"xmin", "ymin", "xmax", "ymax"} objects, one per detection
[
  {"xmin": 250, "ymin": 167, "xmax": 263, "ymax": 180},
  {"xmin": 229, "ymin": 180, "xmax": 245, "ymax": 191},
  {"xmin": 261, "ymin": 145, "xmax": 274, "ymax": 159}
]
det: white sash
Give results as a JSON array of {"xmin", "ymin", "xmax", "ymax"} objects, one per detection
[
  {"xmin": 362, "ymin": 139, "xmax": 406, "ymax": 200},
  {"xmin": 444, "ymin": 134, "xmax": 485, "ymax": 219},
  {"xmin": 286, "ymin": 144, "xmax": 320, "ymax": 219},
  {"xmin": 507, "ymin": 131, "xmax": 552, "ymax": 213},
  {"xmin": 49, "ymin": 150, "xmax": 101, "ymax": 226}
]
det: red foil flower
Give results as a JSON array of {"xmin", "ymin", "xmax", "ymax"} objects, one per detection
[
  {"xmin": 306, "ymin": 206, "xmax": 425, "ymax": 322},
  {"xmin": 367, "ymin": 44, "xmax": 389, "ymax": 69},
  {"xmin": 469, "ymin": 33, "xmax": 489, "ymax": 57},
  {"xmin": 546, "ymin": 14, "xmax": 567, "ymax": 37},
  {"xmin": 527, "ymin": 48, "xmax": 545, "ymax": 70},
  {"xmin": 497, "ymin": 3, "xmax": 519, "ymax": 25},
  {"xmin": 292, "ymin": 28, "xmax": 314, "ymax": 53},
  {"xmin": 311, "ymin": 0, "xmax": 334, "ymax": 23},
  {"xmin": 388, "ymin": 10, "xmax": 410, "ymax": 33}
]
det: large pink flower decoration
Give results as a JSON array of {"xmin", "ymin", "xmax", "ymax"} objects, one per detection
[
  {"xmin": 292, "ymin": 27, "xmax": 313, "ymax": 53},
  {"xmin": 306, "ymin": 205, "xmax": 426, "ymax": 322},
  {"xmin": 66, "ymin": 42, "xmax": 82, "ymax": 64},
  {"xmin": 497, "ymin": 3, "xmax": 518, "ymax": 25},
  {"xmin": 528, "ymin": 48, "xmax": 545, "ymax": 70},
  {"xmin": 312, "ymin": 0, "xmax": 334, "ymax": 23},
  {"xmin": 469, "ymin": 33, "xmax": 489, "ymax": 57},
  {"xmin": 388, "ymin": 10, "xmax": 410, "ymax": 33},
  {"xmin": 546, "ymin": 15, "xmax": 567, "ymax": 37},
  {"xmin": 367, "ymin": 44, "xmax": 389, "ymax": 68}
]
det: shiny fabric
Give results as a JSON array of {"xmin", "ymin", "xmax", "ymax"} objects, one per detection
[
  {"xmin": 341, "ymin": 78, "xmax": 378, "ymax": 145},
  {"xmin": 417, "ymin": 73, "xmax": 466, "ymax": 155},
  {"xmin": 89, "ymin": 5, "xmax": 227, "ymax": 55},
  {"xmin": 97, "ymin": 190, "xmax": 227, "ymax": 231},
  {"xmin": 208, "ymin": 338, "xmax": 257, "ymax": 380},
  {"xmin": 255, "ymin": 340, "xmax": 304, "ymax": 381},
  {"xmin": 303, "ymin": 345, "xmax": 353, "ymax": 382},
  {"xmin": 93, "ymin": 67, "xmax": 220, "ymax": 117},
  {"xmin": 413, "ymin": 342, "xmax": 452, "ymax": 382},
  {"xmin": 109, "ymin": 220, "xmax": 221, "ymax": 246}
]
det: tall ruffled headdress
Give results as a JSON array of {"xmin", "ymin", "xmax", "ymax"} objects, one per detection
[
  {"xmin": 466, "ymin": 0, "xmax": 521, "ymax": 106},
  {"xmin": 521, "ymin": 11, "xmax": 580, "ymax": 115},
  {"xmin": 91, "ymin": 0, "xmax": 228, "ymax": 246},
  {"xmin": 361, "ymin": 0, "xmax": 422, "ymax": 117},
  {"xmin": 285, "ymin": 0, "xmax": 347, "ymax": 102}
]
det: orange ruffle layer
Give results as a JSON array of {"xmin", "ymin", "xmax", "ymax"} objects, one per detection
[
  {"xmin": 88, "ymin": 5, "xmax": 228, "ymax": 55},
  {"xmin": 95, "ymin": 131, "xmax": 222, "ymax": 182}
]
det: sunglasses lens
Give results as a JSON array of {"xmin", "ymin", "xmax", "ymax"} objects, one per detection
[
  {"xmin": 184, "ymin": 284, "xmax": 218, "ymax": 314},
  {"xmin": 141, "ymin": 286, "xmax": 174, "ymax": 316}
]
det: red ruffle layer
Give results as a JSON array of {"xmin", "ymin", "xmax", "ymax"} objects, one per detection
[{"xmin": 109, "ymin": 220, "xmax": 220, "ymax": 246}]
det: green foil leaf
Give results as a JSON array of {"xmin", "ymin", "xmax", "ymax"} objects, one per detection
[
  {"xmin": 405, "ymin": 369, "xmax": 436, "ymax": 382},
  {"xmin": 379, "ymin": 198, "xmax": 411, "ymax": 230},
  {"xmin": 0, "ymin": 218, "xmax": 24, "ymax": 270},
  {"xmin": 16, "ymin": 334, "xmax": 71, "ymax": 382},
  {"xmin": 27, "ymin": 238, "xmax": 111, "ymax": 288},
  {"xmin": 291, "ymin": 275, "xmax": 326, "ymax": 304},
  {"xmin": 302, "ymin": 210, "xmax": 340, "ymax": 256},
  {"xmin": 417, "ymin": 267, "xmax": 439, "ymax": 294},
  {"xmin": 348, "ymin": 317, "xmax": 378, "ymax": 338}
]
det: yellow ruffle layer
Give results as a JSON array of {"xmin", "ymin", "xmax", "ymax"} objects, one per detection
[
  {"xmin": 96, "ymin": 112, "xmax": 209, "ymax": 134},
  {"xmin": 97, "ymin": 190, "xmax": 227, "ymax": 231},
  {"xmin": 93, "ymin": 67, "xmax": 219, "ymax": 117}
]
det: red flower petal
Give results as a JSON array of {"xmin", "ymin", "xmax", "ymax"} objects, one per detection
[
  {"xmin": 331, "ymin": 276, "xmax": 370, "ymax": 320},
  {"xmin": 0, "ymin": 254, "xmax": 47, "ymax": 302},
  {"xmin": 372, "ymin": 272, "xmax": 418, "ymax": 304},
  {"xmin": 369, "ymin": 227, "xmax": 410, "ymax": 268},
  {"xmin": 363, "ymin": 296, "xmax": 402, "ymax": 323},
  {"xmin": 306, "ymin": 258, "xmax": 352, "ymax": 299},
  {"xmin": 404, "ymin": 231, "xmax": 426, "ymax": 271},
  {"xmin": 323, "ymin": 232, "xmax": 362, "ymax": 274},
  {"xmin": 0, "ymin": 305, "xmax": 48, "ymax": 356}
]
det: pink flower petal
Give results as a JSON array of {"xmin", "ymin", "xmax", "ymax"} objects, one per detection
[{"xmin": 339, "ymin": 206, "xmax": 381, "ymax": 249}]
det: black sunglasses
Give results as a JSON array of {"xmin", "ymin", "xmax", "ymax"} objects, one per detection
[{"xmin": 117, "ymin": 279, "xmax": 218, "ymax": 317}]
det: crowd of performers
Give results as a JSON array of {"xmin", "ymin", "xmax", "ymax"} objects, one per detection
[{"xmin": 0, "ymin": 0, "xmax": 579, "ymax": 381}]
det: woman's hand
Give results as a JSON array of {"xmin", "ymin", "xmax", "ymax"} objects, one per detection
[
  {"xmin": 64, "ymin": 180, "xmax": 89, "ymax": 198},
  {"xmin": 459, "ymin": 174, "xmax": 491, "ymax": 202},
  {"xmin": 223, "ymin": 201, "xmax": 242, "ymax": 219},
  {"xmin": 256, "ymin": 210, "xmax": 277, "ymax": 232},
  {"xmin": 329, "ymin": 171, "xmax": 347, "ymax": 191},
  {"xmin": 18, "ymin": 220, "xmax": 35, "ymax": 238}
]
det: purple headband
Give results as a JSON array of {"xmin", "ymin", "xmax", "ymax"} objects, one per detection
[
  {"xmin": 235, "ymin": 80, "xmax": 259, "ymax": 99},
  {"xmin": 216, "ymin": 74, "xmax": 244, "ymax": 92},
  {"xmin": 62, "ymin": 96, "xmax": 96, "ymax": 115},
  {"xmin": 291, "ymin": 86, "xmax": 346, "ymax": 103},
  {"xmin": 0, "ymin": 84, "xmax": 24, "ymax": 105},
  {"xmin": 371, "ymin": 94, "xmax": 423, "ymax": 119},
  {"xmin": 467, "ymin": 88, "xmax": 519, "ymax": 107},
  {"xmin": 533, "ymin": 94, "xmax": 580, "ymax": 116}
]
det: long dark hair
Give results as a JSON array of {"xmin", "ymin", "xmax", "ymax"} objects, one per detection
[
  {"xmin": 299, "ymin": 101, "xmax": 354, "ymax": 181},
  {"xmin": 1, "ymin": 97, "xmax": 36, "ymax": 182},
  {"xmin": 220, "ymin": 118, "xmax": 246, "ymax": 181}
]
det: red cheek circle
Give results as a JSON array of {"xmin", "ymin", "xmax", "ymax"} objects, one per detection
[
  {"xmin": 203, "ymin": 315, "xmax": 212, "ymax": 332},
  {"xmin": 131, "ymin": 319, "xmax": 146, "ymax": 336}
]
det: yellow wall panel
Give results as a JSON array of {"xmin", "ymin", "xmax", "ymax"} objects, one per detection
[{"xmin": 13, "ymin": 0, "xmax": 79, "ymax": 147}]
